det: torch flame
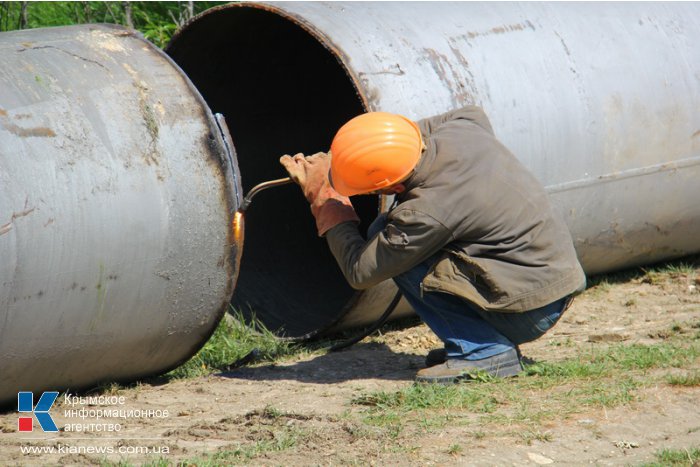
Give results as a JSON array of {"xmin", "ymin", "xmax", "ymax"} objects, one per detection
[
  {"xmin": 231, "ymin": 210, "xmax": 245, "ymax": 272},
  {"xmin": 232, "ymin": 211, "xmax": 244, "ymax": 242}
]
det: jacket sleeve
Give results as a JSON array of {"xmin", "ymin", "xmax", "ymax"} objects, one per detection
[{"xmin": 325, "ymin": 207, "xmax": 454, "ymax": 290}]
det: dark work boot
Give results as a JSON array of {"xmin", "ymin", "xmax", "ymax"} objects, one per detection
[
  {"xmin": 425, "ymin": 346, "xmax": 523, "ymax": 368},
  {"xmin": 415, "ymin": 348, "xmax": 522, "ymax": 384},
  {"xmin": 425, "ymin": 348, "xmax": 447, "ymax": 367}
]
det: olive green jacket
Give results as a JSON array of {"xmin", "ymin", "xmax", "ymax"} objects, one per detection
[{"xmin": 326, "ymin": 106, "xmax": 586, "ymax": 312}]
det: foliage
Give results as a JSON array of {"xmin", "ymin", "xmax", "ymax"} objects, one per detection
[
  {"xmin": 641, "ymin": 446, "xmax": 700, "ymax": 467},
  {"xmin": 0, "ymin": 1, "xmax": 225, "ymax": 48},
  {"xmin": 666, "ymin": 371, "xmax": 700, "ymax": 387},
  {"xmin": 351, "ymin": 341, "xmax": 700, "ymax": 429},
  {"xmin": 166, "ymin": 308, "xmax": 300, "ymax": 379}
]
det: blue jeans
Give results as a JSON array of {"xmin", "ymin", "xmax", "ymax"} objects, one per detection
[{"xmin": 369, "ymin": 214, "xmax": 570, "ymax": 360}]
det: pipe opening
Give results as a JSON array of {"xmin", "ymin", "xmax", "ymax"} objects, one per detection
[{"xmin": 167, "ymin": 6, "xmax": 375, "ymax": 338}]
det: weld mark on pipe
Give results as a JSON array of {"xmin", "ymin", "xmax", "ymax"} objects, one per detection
[
  {"xmin": 17, "ymin": 45, "xmax": 108, "ymax": 70},
  {"xmin": 358, "ymin": 64, "xmax": 405, "ymax": 77},
  {"xmin": 546, "ymin": 155, "xmax": 700, "ymax": 194},
  {"xmin": 554, "ymin": 30, "xmax": 571, "ymax": 57}
]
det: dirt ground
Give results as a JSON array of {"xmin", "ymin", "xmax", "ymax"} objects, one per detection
[{"xmin": 1, "ymin": 265, "xmax": 699, "ymax": 466}]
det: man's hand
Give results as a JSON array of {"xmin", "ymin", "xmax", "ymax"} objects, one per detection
[
  {"xmin": 279, "ymin": 152, "xmax": 331, "ymax": 204},
  {"xmin": 279, "ymin": 152, "xmax": 360, "ymax": 236}
]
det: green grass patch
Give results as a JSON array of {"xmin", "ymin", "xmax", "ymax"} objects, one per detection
[
  {"xmin": 174, "ymin": 434, "xmax": 301, "ymax": 466},
  {"xmin": 520, "ymin": 429, "xmax": 554, "ymax": 445},
  {"xmin": 1, "ymin": 2, "xmax": 226, "ymax": 48},
  {"xmin": 641, "ymin": 446, "xmax": 700, "ymax": 466},
  {"xmin": 666, "ymin": 371, "xmax": 700, "ymax": 387},
  {"xmin": 593, "ymin": 343, "xmax": 699, "ymax": 371},
  {"xmin": 351, "ymin": 342, "xmax": 699, "ymax": 431},
  {"xmin": 447, "ymin": 443, "xmax": 464, "ymax": 455},
  {"xmin": 353, "ymin": 382, "xmax": 501, "ymax": 413},
  {"xmin": 526, "ymin": 342, "xmax": 699, "ymax": 380},
  {"xmin": 167, "ymin": 309, "xmax": 300, "ymax": 379},
  {"xmin": 571, "ymin": 378, "xmax": 640, "ymax": 407}
]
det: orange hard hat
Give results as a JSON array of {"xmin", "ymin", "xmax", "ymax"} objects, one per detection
[{"xmin": 330, "ymin": 112, "xmax": 423, "ymax": 196}]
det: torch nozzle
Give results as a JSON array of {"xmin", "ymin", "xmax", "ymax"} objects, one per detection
[{"xmin": 238, "ymin": 177, "xmax": 294, "ymax": 213}]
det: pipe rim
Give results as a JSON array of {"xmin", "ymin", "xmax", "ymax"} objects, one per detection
[{"xmin": 167, "ymin": 2, "xmax": 393, "ymax": 340}]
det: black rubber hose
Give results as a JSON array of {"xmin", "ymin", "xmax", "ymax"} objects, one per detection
[
  {"xmin": 328, "ymin": 290, "xmax": 402, "ymax": 352},
  {"xmin": 227, "ymin": 290, "xmax": 403, "ymax": 369}
]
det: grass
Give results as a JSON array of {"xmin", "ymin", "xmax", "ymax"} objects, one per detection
[
  {"xmin": 167, "ymin": 308, "xmax": 300, "ymax": 379},
  {"xmin": 586, "ymin": 254, "xmax": 700, "ymax": 289},
  {"xmin": 142, "ymin": 432, "xmax": 302, "ymax": 466},
  {"xmin": 666, "ymin": 371, "xmax": 700, "ymax": 387},
  {"xmin": 351, "ymin": 341, "xmax": 700, "ymax": 433},
  {"xmin": 108, "ymin": 408, "xmax": 310, "ymax": 467},
  {"xmin": 520, "ymin": 429, "xmax": 554, "ymax": 444},
  {"xmin": 1, "ymin": 2, "xmax": 225, "ymax": 48},
  {"xmin": 352, "ymin": 381, "xmax": 501, "ymax": 413},
  {"xmin": 641, "ymin": 446, "xmax": 700, "ymax": 466},
  {"xmin": 447, "ymin": 443, "xmax": 463, "ymax": 455}
]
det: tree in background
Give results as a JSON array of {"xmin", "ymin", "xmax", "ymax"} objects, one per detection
[{"xmin": 0, "ymin": 1, "xmax": 225, "ymax": 48}]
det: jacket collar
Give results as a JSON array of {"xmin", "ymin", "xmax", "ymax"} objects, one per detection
[
  {"xmin": 399, "ymin": 105, "xmax": 493, "ymax": 197},
  {"xmin": 400, "ymin": 142, "xmax": 435, "ymax": 195}
]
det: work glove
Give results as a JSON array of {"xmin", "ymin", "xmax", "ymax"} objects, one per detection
[{"xmin": 280, "ymin": 152, "xmax": 360, "ymax": 236}]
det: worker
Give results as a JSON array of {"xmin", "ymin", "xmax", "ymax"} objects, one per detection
[{"xmin": 280, "ymin": 106, "xmax": 586, "ymax": 384}]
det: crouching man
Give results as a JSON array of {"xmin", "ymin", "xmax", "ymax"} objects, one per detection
[{"xmin": 280, "ymin": 106, "xmax": 585, "ymax": 384}]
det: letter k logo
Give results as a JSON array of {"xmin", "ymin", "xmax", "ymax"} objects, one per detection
[{"xmin": 18, "ymin": 392, "xmax": 59, "ymax": 432}]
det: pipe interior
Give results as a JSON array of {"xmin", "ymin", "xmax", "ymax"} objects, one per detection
[{"xmin": 167, "ymin": 7, "xmax": 374, "ymax": 337}]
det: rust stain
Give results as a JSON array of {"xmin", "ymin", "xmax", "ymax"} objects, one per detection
[
  {"xmin": 423, "ymin": 48, "xmax": 474, "ymax": 106},
  {"xmin": 465, "ymin": 21, "xmax": 536, "ymax": 40},
  {"xmin": 1, "ymin": 121, "xmax": 56, "ymax": 137},
  {"xmin": 1, "ymin": 108, "xmax": 55, "ymax": 137},
  {"xmin": 692, "ymin": 130, "xmax": 700, "ymax": 139},
  {"xmin": 122, "ymin": 63, "xmax": 160, "ymax": 166},
  {"xmin": 424, "ymin": 48, "xmax": 449, "ymax": 83},
  {"xmin": 447, "ymin": 41, "xmax": 479, "ymax": 102},
  {"xmin": 0, "ymin": 206, "xmax": 36, "ymax": 236}
]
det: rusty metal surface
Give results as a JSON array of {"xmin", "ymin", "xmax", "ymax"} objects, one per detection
[
  {"xmin": 167, "ymin": 2, "xmax": 700, "ymax": 336},
  {"xmin": 0, "ymin": 24, "xmax": 240, "ymax": 403}
]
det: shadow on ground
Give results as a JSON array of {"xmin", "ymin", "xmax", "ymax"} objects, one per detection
[{"xmin": 218, "ymin": 342, "xmax": 427, "ymax": 384}]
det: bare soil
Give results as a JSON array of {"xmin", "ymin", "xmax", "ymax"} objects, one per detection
[{"xmin": 1, "ymin": 267, "xmax": 699, "ymax": 466}]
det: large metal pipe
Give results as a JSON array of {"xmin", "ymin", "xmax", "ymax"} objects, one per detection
[
  {"xmin": 0, "ymin": 24, "xmax": 241, "ymax": 404},
  {"xmin": 167, "ymin": 2, "xmax": 700, "ymax": 338}
]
